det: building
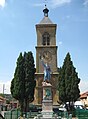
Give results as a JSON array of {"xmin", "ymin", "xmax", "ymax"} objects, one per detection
[
  {"xmin": 34, "ymin": 5, "xmax": 59, "ymax": 105},
  {"xmin": 80, "ymin": 91, "xmax": 88, "ymax": 107},
  {"xmin": 0, "ymin": 96, "xmax": 6, "ymax": 106},
  {"xmin": 0, "ymin": 96, "xmax": 6, "ymax": 111},
  {"xmin": 10, "ymin": 99, "xmax": 18, "ymax": 109}
]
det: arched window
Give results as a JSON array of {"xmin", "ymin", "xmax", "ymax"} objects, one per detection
[{"xmin": 42, "ymin": 32, "xmax": 50, "ymax": 45}]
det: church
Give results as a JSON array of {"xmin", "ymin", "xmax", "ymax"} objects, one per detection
[{"xmin": 34, "ymin": 5, "xmax": 59, "ymax": 105}]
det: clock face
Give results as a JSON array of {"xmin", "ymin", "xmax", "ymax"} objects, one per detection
[{"xmin": 42, "ymin": 51, "xmax": 52, "ymax": 63}]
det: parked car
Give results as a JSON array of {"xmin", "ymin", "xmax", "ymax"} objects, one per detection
[{"xmin": 74, "ymin": 101, "xmax": 85, "ymax": 109}]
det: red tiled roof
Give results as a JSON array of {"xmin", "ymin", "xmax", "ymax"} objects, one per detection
[
  {"xmin": 0, "ymin": 96, "xmax": 4, "ymax": 100},
  {"xmin": 80, "ymin": 91, "xmax": 88, "ymax": 98}
]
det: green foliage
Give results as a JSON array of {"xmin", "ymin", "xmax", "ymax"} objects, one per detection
[
  {"xmin": 24, "ymin": 52, "xmax": 36, "ymax": 102},
  {"xmin": 10, "ymin": 52, "xmax": 36, "ymax": 113},
  {"xmin": 0, "ymin": 93, "xmax": 5, "ymax": 98},
  {"xmin": 6, "ymin": 99, "xmax": 10, "ymax": 104},
  {"xmin": 11, "ymin": 53, "xmax": 25, "ymax": 100},
  {"xmin": 58, "ymin": 52, "xmax": 80, "ymax": 105}
]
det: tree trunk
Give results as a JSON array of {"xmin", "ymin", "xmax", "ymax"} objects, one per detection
[{"xmin": 19, "ymin": 100, "xmax": 24, "ymax": 117}]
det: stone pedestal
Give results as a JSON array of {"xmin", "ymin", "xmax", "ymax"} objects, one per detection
[
  {"xmin": 34, "ymin": 82, "xmax": 59, "ymax": 119},
  {"xmin": 41, "ymin": 82, "xmax": 53, "ymax": 118}
]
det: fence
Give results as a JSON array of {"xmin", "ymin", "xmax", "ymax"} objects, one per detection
[
  {"xmin": 4, "ymin": 110, "xmax": 72, "ymax": 119},
  {"xmin": 4, "ymin": 110, "xmax": 40, "ymax": 119},
  {"xmin": 75, "ymin": 109, "xmax": 88, "ymax": 119},
  {"xmin": 5, "ymin": 109, "xmax": 88, "ymax": 119},
  {"xmin": 4, "ymin": 110, "xmax": 73, "ymax": 119},
  {"xmin": 4, "ymin": 109, "xmax": 20, "ymax": 119},
  {"xmin": 54, "ymin": 111, "xmax": 72, "ymax": 119}
]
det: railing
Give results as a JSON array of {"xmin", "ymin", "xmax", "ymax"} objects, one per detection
[
  {"xmin": 75, "ymin": 109, "xmax": 88, "ymax": 119},
  {"xmin": 4, "ymin": 109, "xmax": 20, "ymax": 119},
  {"xmin": 4, "ymin": 110, "xmax": 41, "ymax": 119},
  {"xmin": 4, "ymin": 109, "xmax": 73, "ymax": 119},
  {"xmin": 53, "ymin": 111, "xmax": 72, "ymax": 119}
]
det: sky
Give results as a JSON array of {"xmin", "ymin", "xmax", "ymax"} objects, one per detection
[{"xmin": 0, "ymin": 0, "xmax": 88, "ymax": 94}]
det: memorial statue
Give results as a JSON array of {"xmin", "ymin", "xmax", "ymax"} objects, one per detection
[{"xmin": 40, "ymin": 55, "xmax": 51, "ymax": 82}]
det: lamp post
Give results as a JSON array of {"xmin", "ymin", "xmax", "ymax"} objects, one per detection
[{"xmin": 3, "ymin": 84, "xmax": 6, "ymax": 94}]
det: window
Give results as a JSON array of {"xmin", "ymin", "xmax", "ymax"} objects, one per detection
[{"xmin": 42, "ymin": 32, "xmax": 50, "ymax": 45}]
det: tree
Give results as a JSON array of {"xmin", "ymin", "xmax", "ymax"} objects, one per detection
[
  {"xmin": 23, "ymin": 52, "xmax": 36, "ymax": 112},
  {"xmin": 0, "ymin": 93, "xmax": 5, "ymax": 98},
  {"xmin": 58, "ymin": 52, "xmax": 80, "ymax": 110},
  {"xmin": 11, "ymin": 52, "xmax": 25, "ymax": 114},
  {"xmin": 11, "ymin": 52, "xmax": 36, "ymax": 115}
]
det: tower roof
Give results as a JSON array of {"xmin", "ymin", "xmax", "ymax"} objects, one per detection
[
  {"xmin": 39, "ymin": 5, "xmax": 53, "ymax": 24},
  {"xmin": 39, "ymin": 17, "xmax": 53, "ymax": 24}
]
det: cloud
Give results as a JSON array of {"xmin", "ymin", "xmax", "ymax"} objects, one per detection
[
  {"xmin": 83, "ymin": 0, "xmax": 88, "ymax": 7},
  {"xmin": 0, "ymin": 80, "xmax": 11, "ymax": 94},
  {"xmin": 0, "ymin": 0, "xmax": 6, "ymax": 8},
  {"xmin": 59, "ymin": 41, "xmax": 62, "ymax": 45},
  {"xmin": 66, "ymin": 15, "xmax": 70, "ymax": 19},
  {"xmin": 34, "ymin": 0, "xmax": 71, "ymax": 9},
  {"xmin": 79, "ymin": 80, "xmax": 88, "ymax": 93},
  {"xmin": 50, "ymin": 0, "xmax": 71, "ymax": 8},
  {"xmin": 33, "ymin": 3, "xmax": 44, "ymax": 7}
]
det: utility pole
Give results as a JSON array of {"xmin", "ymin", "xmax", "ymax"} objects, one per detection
[{"xmin": 3, "ymin": 84, "xmax": 5, "ymax": 94}]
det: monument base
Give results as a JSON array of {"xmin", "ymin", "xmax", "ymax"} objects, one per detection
[
  {"xmin": 42, "ymin": 100, "xmax": 53, "ymax": 111},
  {"xmin": 42, "ymin": 82, "xmax": 53, "ymax": 118},
  {"xmin": 40, "ymin": 117, "xmax": 59, "ymax": 119},
  {"xmin": 40, "ymin": 118, "xmax": 58, "ymax": 119},
  {"xmin": 34, "ymin": 82, "xmax": 59, "ymax": 119},
  {"xmin": 41, "ymin": 110, "xmax": 53, "ymax": 118}
]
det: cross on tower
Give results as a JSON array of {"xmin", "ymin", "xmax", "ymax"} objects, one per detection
[{"xmin": 43, "ymin": 0, "xmax": 49, "ymax": 17}]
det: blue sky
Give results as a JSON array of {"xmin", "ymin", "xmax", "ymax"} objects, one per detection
[{"xmin": 0, "ymin": 0, "xmax": 88, "ymax": 94}]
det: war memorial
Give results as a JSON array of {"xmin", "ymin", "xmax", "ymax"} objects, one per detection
[{"xmin": 1, "ymin": 3, "xmax": 86, "ymax": 119}]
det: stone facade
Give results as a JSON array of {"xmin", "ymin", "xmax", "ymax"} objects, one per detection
[{"xmin": 33, "ymin": 10, "xmax": 59, "ymax": 105}]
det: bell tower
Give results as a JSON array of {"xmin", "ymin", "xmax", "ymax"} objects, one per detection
[{"xmin": 34, "ymin": 5, "xmax": 59, "ymax": 105}]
